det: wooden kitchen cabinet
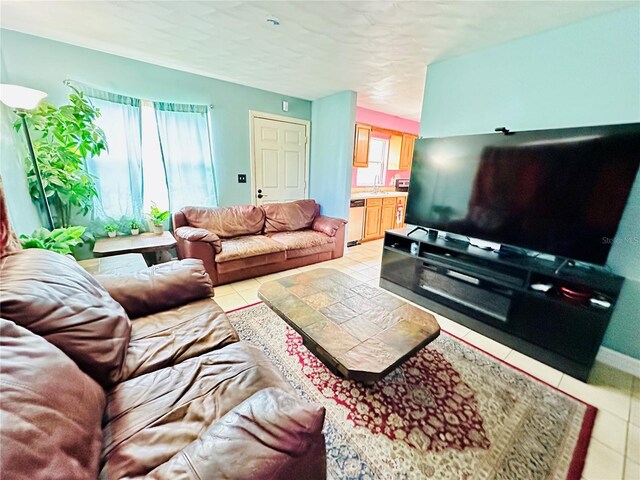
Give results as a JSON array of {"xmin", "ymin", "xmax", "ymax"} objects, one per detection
[
  {"xmin": 380, "ymin": 198, "xmax": 397, "ymax": 234},
  {"xmin": 396, "ymin": 196, "xmax": 407, "ymax": 228},
  {"xmin": 399, "ymin": 133, "xmax": 417, "ymax": 171},
  {"xmin": 387, "ymin": 133, "xmax": 403, "ymax": 170},
  {"xmin": 363, "ymin": 198, "xmax": 382, "ymax": 241},
  {"xmin": 353, "ymin": 124, "xmax": 371, "ymax": 167},
  {"xmin": 362, "ymin": 196, "xmax": 407, "ymax": 241}
]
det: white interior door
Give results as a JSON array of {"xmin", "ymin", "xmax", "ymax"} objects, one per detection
[{"xmin": 252, "ymin": 116, "xmax": 308, "ymax": 205}]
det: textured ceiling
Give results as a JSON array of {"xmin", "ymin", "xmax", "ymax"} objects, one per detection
[{"xmin": 0, "ymin": 1, "xmax": 633, "ymax": 120}]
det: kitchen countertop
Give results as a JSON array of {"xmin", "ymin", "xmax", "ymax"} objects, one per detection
[{"xmin": 351, "ymin": 191, "xmax": 408, "ymax": 200}]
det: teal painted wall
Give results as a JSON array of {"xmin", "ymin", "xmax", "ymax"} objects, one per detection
[
  {"xmin": 419, "ymin": 6, "xmax": 640, "ymax": 358},
  {"xmin": 0, "ymin": 49, "xmax": 43, "ymax": 233},
  {"xmin": 309, "ymin": 91, "xmax": 356, "ymax": 220},
  {"xmin": 0, "ymin": 29, "xmax": 311, "ymax": 228},
  {"xmin": 0, "ymin": 105, "xmax": 43, "ymax": 233}
]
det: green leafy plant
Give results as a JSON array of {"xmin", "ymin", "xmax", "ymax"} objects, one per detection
[
  {"xmin": 16, "ymin": 85, "xmax": 108, "ymax": 228},
  {"xmin": 148, "ymin": 203, "xmax": 170, "ymax": 226},
  {"xmin": 19, "ymin": 226, "xmax": 86, "ymax": 255},
  {"xmin": 130, "ymin": 219, "xmax": 141, "ymax": 230},
  {"xmin": 104, "ymin": 223, "xmax": 118, "ymax": 233}
]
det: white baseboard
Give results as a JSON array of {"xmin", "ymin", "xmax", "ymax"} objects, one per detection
[{"xmin": 596, "ymin": 347, "xmax": 640, "ymax": 377}]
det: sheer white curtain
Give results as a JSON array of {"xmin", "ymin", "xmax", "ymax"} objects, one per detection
[
  {"xmin": 154, "ymin": 102, "xmax": 217, "ymax": 211},
  {"xmin": 141, "ymin": 100, "xmax": 169, "ymax": 213},
  {"xmin": 84, "ymin": 91, "xmax": 144, "ymax": 221},
  {"xmin": 78, "ymin": 84, "xmax": 217, "ymax": 220}
]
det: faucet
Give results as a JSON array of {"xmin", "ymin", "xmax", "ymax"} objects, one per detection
[{"xmin": 372, "ymin": 175, "xmax": 380, "ymax": 194}]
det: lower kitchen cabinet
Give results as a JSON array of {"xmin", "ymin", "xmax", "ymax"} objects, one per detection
[
  {"xmin": 396, "ymin": 196, "xmax": 406, "ymax": 228},
  {"xmin": 363, "ymin": 198, "xmax": 382, "ymax": 241},
  {"xmin": 380, "ymin": 198, "xmax": 396, "ymax": 233},
  {"xmin": 362, "ymin": 196, "xmax": 407, "ymax": 241}
]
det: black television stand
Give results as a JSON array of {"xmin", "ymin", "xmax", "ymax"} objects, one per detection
[{"xmin": 380, "ymin": 228, "xmax": 624, "ymax": 381}]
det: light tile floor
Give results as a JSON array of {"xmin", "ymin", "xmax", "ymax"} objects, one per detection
[{"xmin": 214, "ymin": 239, "xmax": 639, "ymax": 480}]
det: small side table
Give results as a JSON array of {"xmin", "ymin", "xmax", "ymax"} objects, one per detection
[
  {"xmin": 93, "ymin": 231, "xmax": 177, "ymax": 265},
  {"xmin": 78, "ymin": 253, "xmax": 148, "ymax": 275}
]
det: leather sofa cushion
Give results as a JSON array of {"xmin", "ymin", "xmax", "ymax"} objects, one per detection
[
  {"xmin": 122, "ymin": 298, "xmax": 239, "ymax": 380},
  {"xmin": 96, "ymin": 259, "xmax": 213, "ymax": 319},
  {"xmin": 0, "ymin": 249, "xmax": 130, "ymax": 388},
  {"xmin": 215, "ymin": 235, "xmax": 287, "ymax": 263},
  {"xmin": 286, "ymin": 243, "xmax": 335, "ymax": 259},
  {"xmin": 100, "ymin": 341, "xmax": 294, "ymax": 480},
  {"xmin": 263, "ymin": 200, "xmax": 318, "ymax": 233},
  {"xmin": 147, "ymin": 387, "xmax": 326, "ymax": 480},
  {"xmin": 267, "ymin": 230, "xmax": 335, "ymax": 250},
  {"xmin": 0, "ymin": 319, "xmax": 105, "ymax": 480},
  {"xmin": 181, "ymin": 205, "xmax": 265, "ymax": 238},
  {"xmin": 216, "ymin": 251, "xmax": 286, "ymax": 274}
]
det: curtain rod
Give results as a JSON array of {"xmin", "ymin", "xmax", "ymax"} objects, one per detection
[{"xmin": 63, "ymin": 78, "xmax": 214, "ymax": 109}]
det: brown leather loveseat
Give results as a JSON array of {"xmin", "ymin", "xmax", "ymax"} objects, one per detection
[
  {"xmin": 0, "ymin": 248, "xmax": 326, "ymax": 480},
  {"xmin": 173, "ymin": 200, "xmax": 347, "ymax": 285}
]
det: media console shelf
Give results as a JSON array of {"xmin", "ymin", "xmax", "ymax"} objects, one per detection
[{"xmin": 380, "ymin": 228, "xmax": 624, "ymax": 381}]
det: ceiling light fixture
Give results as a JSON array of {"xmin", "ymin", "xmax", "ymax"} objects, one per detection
[{"xmin": 266, "ymin": 17, "xmax": 280, "ymax": 26}]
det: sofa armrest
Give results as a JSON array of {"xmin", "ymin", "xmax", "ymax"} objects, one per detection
[
  {"xmin": 172, "ymin": 209, "xmax": 188, "ymax": 229},
  {"xmin": 145, "ymin": 387, "xmax": 327, "ymax": 480},
  {"xmin": 96, "ymin": 259, "xmax": 213, "ymax": 319},
  {"xmin": 174, "ymin": 226, "xmax": 222, "ymax": 253},
  {"xmin": 312, "ymin": 215, "xmax": 347, "ymax": 237}
]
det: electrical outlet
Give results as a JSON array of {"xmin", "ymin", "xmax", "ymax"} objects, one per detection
[{"xmin": 238, "ymin": 174, "xmax": 247, "ymax": 183}]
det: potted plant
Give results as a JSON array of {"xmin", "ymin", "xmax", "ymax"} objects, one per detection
[
  {"xmin": 130, "ymin": 219, "xmax": 141, "ymax": 236},
  {"xmin": 19, "ymin": 226, "xmax": 86, "ymax": 255},
  {"xmin": 104, "ymin": 223, "xmax": 118, "ymax": 238},
  {"xmin": 148, "ymin": 203, "xmax": 170, "ymax": 234},
  {"xmin": 17, "ymin": 85, "xmax": 108, "ymax": 228}
]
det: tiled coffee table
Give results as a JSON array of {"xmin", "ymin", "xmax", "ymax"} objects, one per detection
[{"xmin": 258, "ymin": 268, "xmax": 440, "ymax": 382}]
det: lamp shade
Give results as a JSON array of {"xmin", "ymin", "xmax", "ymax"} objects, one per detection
[{"xmin": 0, "ymin": 84, "xmax": 47, "ymax": 110}]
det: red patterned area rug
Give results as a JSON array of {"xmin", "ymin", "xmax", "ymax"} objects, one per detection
[{"xmin": 227, "ymin": 303, "xmax": 596, "ymax": 480}]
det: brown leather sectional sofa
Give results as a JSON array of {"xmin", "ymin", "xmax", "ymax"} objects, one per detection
[
  {"xmin": 173, "ymin": 200, "xmax": 347, "ymax": 285},
  {"xmin": 0, "ymin": 248, "xmax": 327, "ymax": 480}
]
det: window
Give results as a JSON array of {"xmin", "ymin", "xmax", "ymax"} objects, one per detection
[
  {"xmin": 88, "ymin": 94, "xmax": 144, "ymax": 220},
  {"xmin": 141, "ymin": 100, "xmax": 169, "ymax": 212},
  {"xmin": 84, "ymin": 86, "xmax": 217, "ymax": 222},
  {"xmin": 356, "ymin": 137, "xmax": 388, "ymax": 187},
  {"xmin": 154, "ymin": 102, "xmax": 217, "ymax": 211}
]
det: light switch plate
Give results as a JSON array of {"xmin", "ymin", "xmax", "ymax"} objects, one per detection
[{"xmin": 238, "ymin": 174, "xmax": 247, "ymax": 183}]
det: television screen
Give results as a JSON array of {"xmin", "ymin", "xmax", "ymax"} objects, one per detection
[{"xmin": 405, "ymin": 123, "xmax": 640, "ymax": 265}]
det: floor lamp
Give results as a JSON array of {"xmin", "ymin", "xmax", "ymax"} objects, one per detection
[{"xmin": 0, "ymin": 83, "xmax": 55, "ymax": 230}]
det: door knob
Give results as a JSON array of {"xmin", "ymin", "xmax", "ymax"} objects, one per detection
[{"xmin": 258, "ymin": 193, "xmax": 264, "ymax": 199}]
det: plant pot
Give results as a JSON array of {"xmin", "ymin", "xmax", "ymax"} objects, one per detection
[
  {"xmin": 107, "ymin": 231, "xmax": 117, "ymax": 238},
  {"xmin": 152, "ymin": 224, "xmax": 163, "ymax": 235},
  {"xmin": 131, "ymin": 229, "xmax": 139, "ymax": 236}
]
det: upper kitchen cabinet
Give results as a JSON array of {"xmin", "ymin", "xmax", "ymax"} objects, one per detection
[
  {"xmin": 353, "ymin": 123, "xmax": 372, "ymax": 167},
  {"xmin": 386, "ymin": 133, "xmax": 403, "ymax": 170},
  {"xmin": 399, "ymin": 133, "xmax": 417, "ymax": 171}
]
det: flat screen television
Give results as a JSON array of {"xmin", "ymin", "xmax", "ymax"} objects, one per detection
[{"xmin": 405, "ymin": 123, "xmax": 640, "ymax": 265}]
